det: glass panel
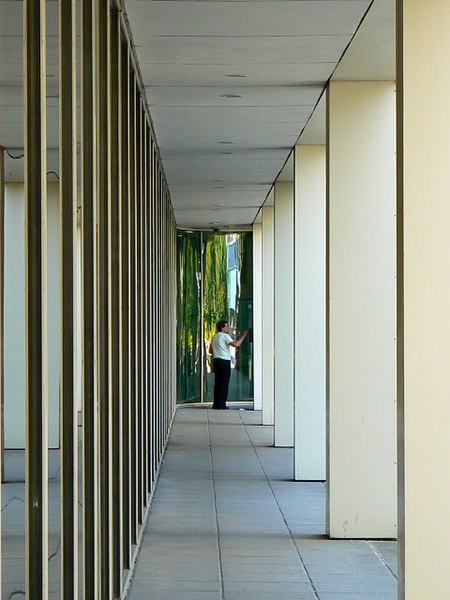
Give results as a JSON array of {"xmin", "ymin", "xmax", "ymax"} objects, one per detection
[
  {"xmin": 176, "ymin": 231, "xmax": 201, "ymax": 403},
  {"xmin": 176, "ymin": 230, "xmax": 253, "ymax": 405},
  {"xmin": 203, "ymin": 232, "xmax": 253, "ymax": 403}
]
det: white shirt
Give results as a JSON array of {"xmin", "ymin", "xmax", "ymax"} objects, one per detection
[{"xmin": 211, "ymin": 332, "xmax": 233, "ymax": 360}]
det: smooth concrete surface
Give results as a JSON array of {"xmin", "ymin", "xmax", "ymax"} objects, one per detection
[
  {"xmin": 273, "ymin": 182, "xmax": 294, "ymax": 447},
  {"xmin": 327, "ymin": 81, "xmax": 397, "ymax": 538},
  {"xmin": 399, "ymin": 1, "xmax": 450, "ymax": 598},
  {"xmin": 261, "ymin": 204, "xmax": 274, "ymax": 426},
  {"xmin": 127, "ymin": 407, "xmax": 397, "ymax": 600},
  {"xmin": 293, "ymin": 145, "xmax": 326, "ymax": 481}
]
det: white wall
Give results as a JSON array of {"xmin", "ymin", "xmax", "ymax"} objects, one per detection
[
  {"xmin": 4, "ymin": 182, "xmax": 60, "ymax": 448},
  {"xmin": 294, "ymin": 145, "xmax": 326, "ymax": 480},
  {"xmin": 261, "ymin": 205, "xmax": 274, "ymax": 425},
  {"xmin": 327, "ymin": 81, "xmax": 397, "ymax": 537},
  {"xmin": 274, "ymin": 182, "xmax": 294, "ymax": 447},
  {"xmin": 252, "ymin": 223, "xmax": 262, "ymax": 411}
]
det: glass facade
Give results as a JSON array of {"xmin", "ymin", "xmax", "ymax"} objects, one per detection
[{"xmin": 177, "ymin": 231, "xmax": 253, "ymax": 404}]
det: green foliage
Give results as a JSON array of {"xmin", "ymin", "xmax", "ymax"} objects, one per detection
[{"xmin": 203, "ymin": 233, "xmax": 228, "ymax": 342}]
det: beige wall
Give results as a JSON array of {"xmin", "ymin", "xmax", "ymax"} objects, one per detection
[
  {"xmin": 327, "ymin": 81, "xmax": 397, "ymax": 537},
  {"xmin": 399, "ymin": 0, "xmax": 450, "ymax": 596}
]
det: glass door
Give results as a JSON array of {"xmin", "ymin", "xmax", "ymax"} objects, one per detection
[{"xmin": 177, "ymin": 230, "xmax": 253, "ymax": 405}]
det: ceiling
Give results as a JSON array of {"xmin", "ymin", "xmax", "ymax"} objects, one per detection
[
  {"xmin": 0, "ymin": 0, "xmax": 395, "ymax": 228},
  {"xmin": 124, "ymin": 0, "xmax": 395, "ymax": 228}
]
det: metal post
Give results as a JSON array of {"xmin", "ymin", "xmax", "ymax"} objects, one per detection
[
  {"xmin": 108, "ymin": 7, "xmax": 122, "ymax": 597},
  {"xmin": 146, "ymin": 132, "xmax": 153, "ymax": 496},
  {"xmin": 81, "ymin": 0, "xmax": 98, "ymax": 595},
  {"xmin": 59, "ymin": 0, "xmax": 78, "ymax": 595},
  {"xmin": 120, "ymin": 44, "xmax": 131, "ymax": 570},
  {"xmin": 96, "ymin": 0, "xmax": 110, "ymax": 595},
  {"xmin": 24, "ymin": 0, "xmax": 48, "ymax": 596},
  {"xmin": 135, "ymin": 95, "xmax": 143, "ymax": 525},
  {"xmin": 0, "ymin": 146, "xmax": 4, "ymax": 568},
  {"xmin": 128, "ymin": 71, "xmax": 138, "ymax": 545}
]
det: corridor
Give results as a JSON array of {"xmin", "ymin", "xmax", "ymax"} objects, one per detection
[{"xmin": 127, "ymin": 407, "xmax": 397, "ymax": 600}]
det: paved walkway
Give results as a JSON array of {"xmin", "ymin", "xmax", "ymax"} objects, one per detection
[{"xmin": 127, "ymin": 406, "xmax": 397, "ymax": 600}]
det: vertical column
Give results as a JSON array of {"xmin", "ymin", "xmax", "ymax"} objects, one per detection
[
  {"xmin": 96, "ymin": 0, "xmax": 111, "ymax": 593},
  {"xmin": 274, "ymin": 182, "xmax": 294, "ymax": 447},
  {"xmin": 81, "ymin": 0, "xmax": 98, "ymax": 594},
  {"xmin": 120, "ymin": 43, "xmax": 131, "ymax": 571},
  {"xmin": 293, "ymin": 145, "xmax": 326, "ymax": 481},
  {"xmin": 261, "ymin": 204, "xmax": 274, "ymax": 426},
  {"xmin": 135, "ymin": 96, "xmax": 143, "ymax": 526},
  {"xmin": 397, "ymin": 0, "xmax": 450, "ymax": 597},
  {"xmin": 24, "ymin": 0, "xmax": 48, "ymax": 596},
  {"xmin": 108, "ymin": 8, "xmax": 122, "ymax": 597},
  {"xmin": 0, "ymin": 147, "xmax": 4, "ymax": 571},
  {"xmin": 142, "ymin": 115, "xmax": 149, "ymax": 505},
  {"xmin": 128, "ymin": 72, "xmax": 138, "ymax": 545},
  {"xmin": 146, "ymin": 123, "xmax": 154, "ymax": 494},
  {"xmin": 252, "ymin": 223, "xmax": 262, "ymax": 411},
  {"xmin": 327, "ymin": 80, "xmax": 396, "ymax": 538},
  {"xmin": 59, "ymin": 0, "xmax": 78, "ymax": 594}
]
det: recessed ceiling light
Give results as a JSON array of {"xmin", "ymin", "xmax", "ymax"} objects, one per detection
[
  {"xmin": 225, "ymin": 74, "xmax": 250, "ymax": 78},
  {"xmin": 221, "ymin": 94, "xmax": 242, "ymax": 98}
]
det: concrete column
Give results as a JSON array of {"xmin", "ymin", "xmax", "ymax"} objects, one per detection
[
  {"xmin": 261, "ymin": 204, "xmax": 274, "ymax": 425},
  {"xmin": 397, "ymin": 1, "xmax": 450, "ymax": 597},
  {"xmin": 327, "ymin": 81, "xmax": 396, "ymax": 537},
  {"xmin": 252, "ymin": 223, "xmax": 262, "ymax": 411},
  {"xmin": 274, "ymin": 182, "xmax": 294, "ymax": 447},
  {"xmin": 294, "ymin": 145, "xmax": 326, "ymax": 480}
]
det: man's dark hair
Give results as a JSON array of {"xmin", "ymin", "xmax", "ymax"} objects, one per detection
[{"xmin": 216, "ymin": 320, "xmax": 228, "ymax": 332}]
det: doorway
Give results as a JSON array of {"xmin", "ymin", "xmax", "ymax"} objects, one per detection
[{"xmin": 176, "ymin": 230, "xmax": 253, "ymax": 405}]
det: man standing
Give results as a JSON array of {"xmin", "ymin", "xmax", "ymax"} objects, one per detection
[{"xmin": 209, "ymin": 320, "xmax": 249, "ymax": 410}]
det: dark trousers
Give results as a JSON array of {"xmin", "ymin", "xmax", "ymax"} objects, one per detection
[{"xmin": 213, "ymin": 358, "xmax": 231, "ymax": 409}]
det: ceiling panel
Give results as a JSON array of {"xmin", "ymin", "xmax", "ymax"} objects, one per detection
[
  {"xmin": 151, "ymin": 105, "xmax": 314, "ymax": 124},
  {"xmin": 139, "ymin": 63, "xmax": 336, "ymax": 87},
  {"xmin": 124, "ymin": 0, "xmax": 378, "ymax": 226},
  {"xmin": 128, "ymin": 1, "xmax": 371, "ymax": 37},
  {"xmin": 146, "ymin": 85, "xmax": 323, "ymax": 107},
  {"xmin": 134, "ymin": 35, "xmax": 353, "ymax": 65},
  {"xmin": 175, "ymin": 206, "xmax": 259, "ymax": 228}
]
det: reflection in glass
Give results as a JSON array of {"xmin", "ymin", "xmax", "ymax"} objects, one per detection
[
  {"xmin": 177, "ymin": 231, "xmax": 253, "ymax": 404},
  {"xmin": 176, "ymin": 231, "xmax": 201, "ymax": 403}
]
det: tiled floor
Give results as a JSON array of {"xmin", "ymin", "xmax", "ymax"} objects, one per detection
[{"xmin": 127, "ymin": 406, "xmax": 398, "ymax": 600}]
